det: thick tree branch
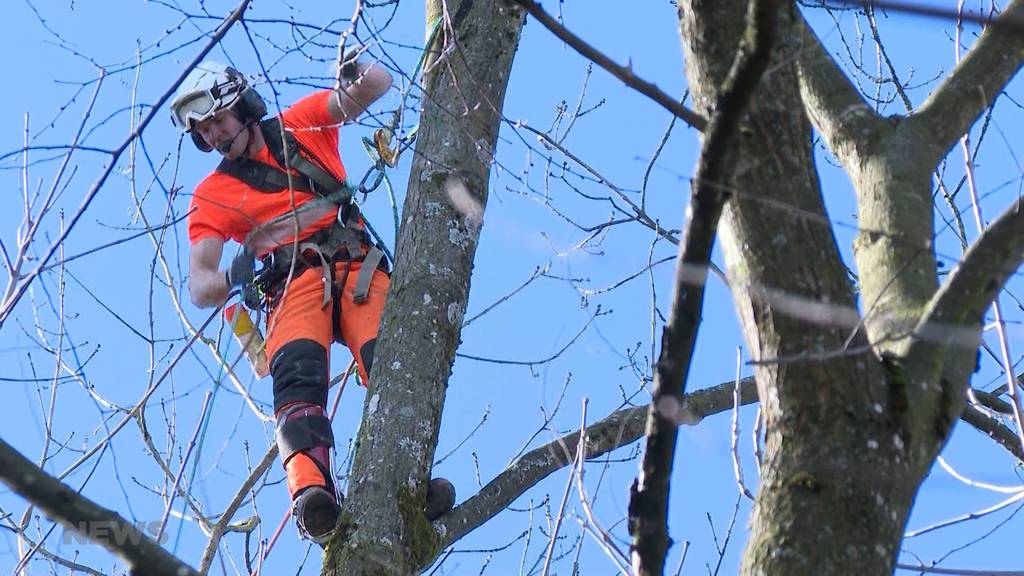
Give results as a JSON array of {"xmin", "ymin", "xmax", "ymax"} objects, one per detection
[
  {"xmin": 507, "ymin": 0, "xmax": 706, "ymax": 131},
  {"xmin": 961, "ymin": 404, "xmax": 1024, "ymax": 463},
  {"xmin": 438, "ymin": 377, "xmax": 758, "ymax": 547},
  {"xmin": 436, "ymin": 376, "xmax": 1024, "ymax": 551},
  {"xmin": 912, "ymin": 197, "xmax": 1024, "ymax": 340},
  {"xmin": 0, "ymin": 438, "xmax": 200, "ymax": 576},
  {"xmin": 974, "ymin": 389, "xmax": 1015, "ymax": 415},
  {"xmin": 629, "ymin": 2, "xmax": 783, "ymax": 574},
  {"xmin": 792, "ymin": 11, "xmax": 885, "ymax": 167},
  {"xmin": 909, "ymin": 0, "xmax": 1024, "ymax": 161},
  {"xmin": 901, "ymin": 197, "xmax": 1024, "ymax": 452}
]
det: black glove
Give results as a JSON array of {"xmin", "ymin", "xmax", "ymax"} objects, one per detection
[
  {"xmin": 339, "ymin": 44, "xmax": 363, "ymax": 83},
  {"xmin": 225, "ymin": 248, "xmax": 255, "ymax": 289},
  {"xmin": 242, "ymin": 281, "xmax": 264, "ymax": 311}
]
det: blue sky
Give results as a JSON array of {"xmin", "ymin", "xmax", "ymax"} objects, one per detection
[{"xmin": 0, "ymin": 1, "xmax": 1022, "ymax": 575}]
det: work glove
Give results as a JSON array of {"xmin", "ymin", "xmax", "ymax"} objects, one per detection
[
  {"xmin": 339, "ymin": 44, "xmax": 365, "ymax": 84},
  {"xmin": 242, "ymin": 282, "xmax": 263, "ymax": 311},
  {"xmin": 225, "ymin": 248, "xmax": 255, "ymax": 289}
]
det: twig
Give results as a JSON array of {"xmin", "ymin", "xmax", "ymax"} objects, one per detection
[
  {"xmin": 198, "ymin": 444, "xmax": 276, "ymax": 574},
  {"xmin": 905, "ymin": 490, "xmax": 1024, "ymax": 538},
  {"xmin": 463, "ymin": 263, "xmax": 550, "ymax": 328},
  {"xmin": 5, "ymin": 73, "xmax": 104, "ymax": 310},
  {"xmin": 573, "ymin": 402, "xmax": 631, "ymax": 574},
  {"xmin": 334, "ymin": 0, "xmax": 364, "ymax": 91},
  {"xmin": 0, "ymin": 525, "xmax": 104, "ymax": 576},
  {"xmin": 672, "ymin": 540, "xmax": 691, "ymax": 576},
  {"xmin": 0, "ymin": 0, "xmax": 254, "ymax": 329},
  {"xmin": 894, "ymin": 563, "xmax": 1024, "ymax": 575},
  {"xmin": 507, "ymin": 374, "xmax": 574, "ymax": 465},
  {"xmin": 824, "ymin": 0, "xmax": 1024, "ymax": 33},
  {"xmin": 577, "ymin": 520, "xmax": 631, "ymax": 576},
  {"xmin": 508, "ymin": 0, "xmax": 706, "ymax": 131},
  {"xmin": 710, "ymin": 495, "xmax": 743, "ymax": 576},
  {"xmin": 936, "ymin": 456, "xmax": 1024, "ymax": 494},
  {"xmin": 17, "ymin": 226, "xmax": 70, "ymax": 571},
  {"xmin": 519, "ymin": 123, "xmax": 681, "ymax": 245},
  {"xmin": 56, "ymin": 306, "xmax": 223, "ymax": 481},
  {"xmin": 434, "ymin": 406, "xmax": 490, "ymax": 467},
  {"xmin": 540, "ymin": 399, "xmax": 586, "ymax": 576},
  {"xmin": 38, "ymin": 214, "xmax": 189, "ymax": 273},
  {"xmin": 456, "ymin": 307, "xmax": 607, "ymax": 367},
  {"xmin": 249, "ymin": 511, "xmax": 290, "ymax": 576},
  {"xmin": 731, "ymin": 349, "xmax": 755, "ymax": 501},
  {"xmin": 156, "ymin": 392, "xmax": 214, "ymax": 542}
]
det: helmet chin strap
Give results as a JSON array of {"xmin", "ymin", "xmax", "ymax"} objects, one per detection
[{"xmin": 217, "ymin": 120, "xmax": 256, "ymax": 157}]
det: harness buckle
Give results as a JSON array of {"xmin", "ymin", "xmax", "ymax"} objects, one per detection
[{"xmin": 336, "ymin": 203, "xmax": 348, "ymax": 229}]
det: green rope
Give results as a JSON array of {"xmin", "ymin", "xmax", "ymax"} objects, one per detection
[{"xmin": 359, "ymin": 16, "xmax": 442, "ymax": 254}]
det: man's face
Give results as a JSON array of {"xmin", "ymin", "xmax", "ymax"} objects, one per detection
[{"xmin": 194, "ymin": 109, "xmax": 248, "ymax": 160}]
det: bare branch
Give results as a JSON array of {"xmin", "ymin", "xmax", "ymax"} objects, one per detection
[
  {"xmin": 197, "ymin": 444, "xmax": 276, "ymax": 574},
  {"xmin": 0, "ymin": 438, "xmax": 201, "ymax": 576},
  {"xmin": 437, "ymin": 377, "xmax": 758, "ymax": 548},
  {"xmin": 894, "ymin": 563, "xmax": 1024, "ymax": 576},
  {"xmin": 824, "ymin": 0, "xmax": 1024, "ymax": 31},
  {"xmin": 0, "ymin": 0, "xmax": 253, "ymax": 329},
  {"xmin": 913, "ymin": 197, "xmax": 1024, "ymax": 338},
  {"xmin": 507, "ymin": 0, "xmax": 706, "ymax": 131},
  {"xmin": 960, "ymin": 404, "xmax": 1024, "ymax": 463},
  {"xmin": 792, "ymin": 11, "xmax": 885, "ymax": 168},
  {"xmin": 630, "ymin": 1, "xmax": 783, "ymax": 572},
  {"xmin": 0, "ymin": 527, "xmax": 105, "ymax": 576},
  {"xmin": 909, "ymin": 0, "xmax": 1024, "ymax": 161}
]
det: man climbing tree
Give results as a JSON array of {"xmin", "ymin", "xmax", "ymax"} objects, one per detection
[{"xmin": 169, "ymin": 53, "xmax": 455, "ymax": 545}]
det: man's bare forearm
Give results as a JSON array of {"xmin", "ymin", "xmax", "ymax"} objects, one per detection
[{"xmin": 190, "ymin": 268, "xmax": 230, "ymax": 308}]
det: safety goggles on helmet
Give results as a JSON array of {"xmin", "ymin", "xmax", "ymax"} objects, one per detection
[{"xmin": 170, "ymin": 64, "xmax": 245, "ymax": 132}]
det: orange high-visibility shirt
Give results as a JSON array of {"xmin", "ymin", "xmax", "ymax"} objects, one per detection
[{"xmin": 187, "ymin": 91, "xmax": 348, "ymax": 256}]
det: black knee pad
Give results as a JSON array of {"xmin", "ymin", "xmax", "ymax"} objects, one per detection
[
  {"xmin": 271, "ymin": 339, "xmax": 329, "ymax": 412},
  {"xmin": 276, "ymin": 403, "xmax": 335, "ymax": 487},
  {"xmin": 359, "ymin": 339, "xmax": 376, "ymax": 378}
]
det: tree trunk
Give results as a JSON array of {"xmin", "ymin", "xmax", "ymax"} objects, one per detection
[
  {"xmin": 678, "ymin": 2, "xmax": 927, "ymax": 573},
  {"xmin": 324, "ymin": 2, "xmax": 524, "ymax": 574}
]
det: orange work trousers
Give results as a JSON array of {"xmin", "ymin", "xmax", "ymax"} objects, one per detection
[{"xmin": 264, "ymin": 259, "xmax": 389, "ymax": 386}]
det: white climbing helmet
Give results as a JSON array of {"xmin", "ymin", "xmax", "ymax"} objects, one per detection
[
  {"xmin": 170, "ymin": 62, "xmax": 246, "ymax": 131},
  {"xmin": 169, "ymin": 61, "xmax": 266, "ymax": 151}
]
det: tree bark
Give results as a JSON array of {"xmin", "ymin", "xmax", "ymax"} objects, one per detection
[
  {"xmin": 628, "ymin": 1, "xmax": 783, "ymax": 574},
  {"xmin": 679, "ymin": 2, "xmax": 916, "ymax": 574},
  {"xmin": 324, "ymin": 2, "xmax": 525, "ymax": 574},
  {"xmin": 678, "ymin": 0, "xmax": 1024, "ymax": 573}
]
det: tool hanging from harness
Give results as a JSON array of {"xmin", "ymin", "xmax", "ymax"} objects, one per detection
[{"xmin": 216, "ymin": 117, "xmax": 388, "ymax": 312}]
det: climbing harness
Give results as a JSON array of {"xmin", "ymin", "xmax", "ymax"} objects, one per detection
[{"xmin": 216, "ymin": 117, "xmax": 388, "ymax": 317}]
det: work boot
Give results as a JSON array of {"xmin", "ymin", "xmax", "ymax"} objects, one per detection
[
  {"xmin": 425, "ymin": 477, "xmax": 456, "ymax": 521},
  {"xmin": 276, "ymin": 402, "xmax": 340, "ymax": 543},
  {"xmin": 293, "ymin": 485, "xmax": 342, "ymax": 543}
]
